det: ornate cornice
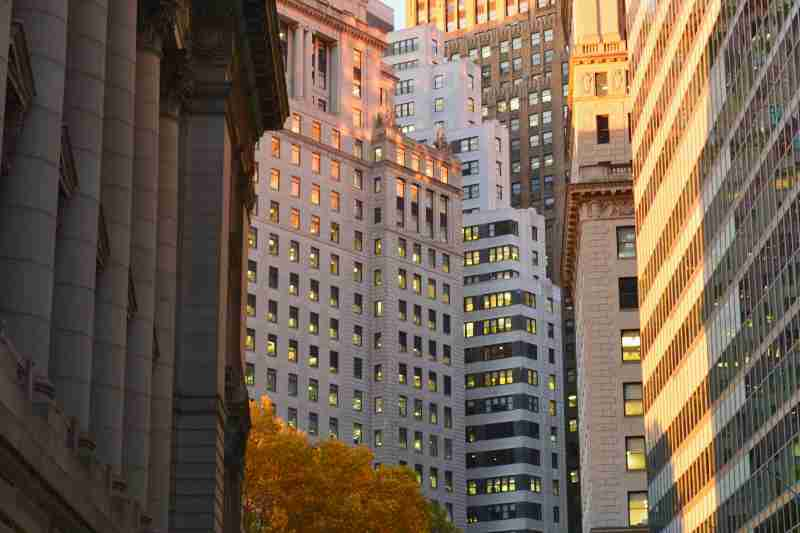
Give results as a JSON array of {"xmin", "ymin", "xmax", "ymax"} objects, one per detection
[
  {"xmin": 560, "ymin": 178, "xmax": 634, "ymax": 291},
  {"xmin": 277, "ymin": 0, "xmax": 388, "ymax": 50}
]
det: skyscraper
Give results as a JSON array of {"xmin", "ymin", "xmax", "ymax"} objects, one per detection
[
  {"xmin": 385, "ymin": 26, "xmax": 568, "ymax": 531},
  {"xmin": 561, "ymin": 1, "xmax": 647, "ymax": 531},
  {"xmin": 247, "ymin": 0, "xmax": 466, "ymax": 525},
  {"xmin": 631, "ymin": 2, "xmax": 800, "ymax": 531}
]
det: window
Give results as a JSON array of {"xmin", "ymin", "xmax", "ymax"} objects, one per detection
[
  {"xmin": 330, "ymin": 286, "xmax": 339, "ymax": 308},
  {"xmin": 398, "ymin": 396, "xmax": 407, "ymax": 417},
  {"xmin": 373, "ymin": 269, "xmax": 382, "ymax": 287},
  {"xmin": 353, "ymin": 262, "xmax": 363, "ymax": 282},
  {"xmin": 291, "ymin": 144, "xmax": 300, "ymax": 165},
  {"xmin": 331, "ymin": 129, "xmax": 341, "ymax": 149},
  {"xmin": 353, "ymin": 390, "xmax": 364, "ymax": 411},
  {"xmin": 619, "ymin": 277, "xmax": 639, "ymax": 309},
  {"xmin": 595, "ymin": 72, "xmax": 609, "ymax": 96},
  {"xmin": 434, "ymin": 97, "xmax": 444, "ymax": 112},
  {"xmin": 352, "ymin": 49, "xmax": 362, "ymax": 98},
  {"xmin": 309, "ymin": 215, "xmax": 319, "ymax": 235},
  {"xmin": 395, "ymin": 102, "xmax": 415, "ymax": 117},
  {"xmin": 353, "ymin": 325, "xmax": 363, "ymax": 346},
  {"xmin": 310, "ymin": 183, "xmax": 321, "ymax": 205},
  {"xmin": 288, "ymin": 373, "xmax": 298, "ymax": 396},
  {"xmin": 329, "ymin": 254, "xmax": 339, "ymax": 275},
  {"xmin": 628, "ymin": 492, "xmax": 648, "ymax": 527},
  {"xmin": 353, "ymin": 109, "xmax": 363, "ymax": 128},
  {"xmin": 308, "ymin": 378, "xmax": 319, "ymax": 402},
  {"xmin": 597, "ymin": 115, "xmax": 610, "ymax": 144},
  {"xmin": 626, "ymin": 436, "xmax": 646, "ymax": 471},
  {"xmin": 288, "ymin": 306, "xmax": 298, "ymax": 329},
  {"xmin": 433, "ymin": 74, "xmax": 444, "ymax": 89},
  {"xmin": 268, "ymin": 266, "xmax": 278, "ymax": 289},
  {"xmin": 617, "ymin": 226, "xmax": 636, "ymax": 258},
  {"xmin": 247, "ymin": 227, "xmax": 257, "ymax": 249},
  {"xmin": 353, "ymin": 139, "xmax": 363, "ymax": 159},
  {"xmin": 330, "ymin": 222, "xmax": 340, "ymax": 243},
  {"xmin": 330, "ymin": 160, "xmax": 340, "ymax": 181},
  {"xmin": 622, "ymin": 330, "xmax": 641, "ymax": 361},
  {"xmin": 353, "ymin": 423, "xmax": 363, "ymax": 445},
  {"xmin": 623, "ymin": 383, "xmax": 644, "ymax": 416}
]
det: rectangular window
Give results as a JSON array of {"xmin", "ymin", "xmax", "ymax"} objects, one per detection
[
  {"xmin": 617, "ymin": 226, "xmax": 636, "ymax": 258},
  {"xmin": 621, "ymin": 330, "xmax": 641, "ymax": 361},
  {"xmin": 623, "ymin": 383, "xmax": 644, "ymax": 416},
  {"xmin": 597, "ymin": 115, "xmax": 610, "ymax": 144},
  {"xmin": 626, "ymin": 436, "xmax": 646, "ymax": 471},
  {"xmin": 596, "ymin": 71, "xmax": 609, "ymax": 96},
  {"xmin": 628, "ymin": 492, "xmax": 648, "ymax": 527},
  {"xmin": 618, "ymin": 277, "xmax": 639, "ymax": 309}
]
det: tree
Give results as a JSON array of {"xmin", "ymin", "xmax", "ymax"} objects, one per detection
[
  {"xmin": 244, "ymin": 397, "xmax": 430, "ymax": 533},
  {"xmin": 427, "ymin": 501, "xmax": 462, "ymax": 533}
]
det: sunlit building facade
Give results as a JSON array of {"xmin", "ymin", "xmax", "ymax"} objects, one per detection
[
  {"xmin": 630, "ymin": 1, "xmax": 800, "ymax": 531},
  {"xmin": 247, "ymin": 0, "xmax": 467, "ymax": 525},
  {"xmin": 464, "ymin": 207, "xmax": 567, "ymax": 532},
  {"xmin": 561, "ymin": 1, "xmax": 647, "ymax": 531}
]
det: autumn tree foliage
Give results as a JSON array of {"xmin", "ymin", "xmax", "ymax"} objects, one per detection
[{"xmin": 244, "ymin": 397, "xmax": 448, "ymax": 533}]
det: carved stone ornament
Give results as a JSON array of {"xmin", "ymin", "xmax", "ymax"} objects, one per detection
[
  {"xmin": 580, "ymin": 198, "xmax": 635, "ymax": 221},
  {"xmin": 138, "ymin": 0, "xmax": 179, "ymax": 51},
  {"xmin": 583, "ymin": 73, "xmax": 593, "ymax": 95},
  {"xmin": 613, "ymin": 70, "xmax": 625, "ymax": 91},
  {"xmin": 161, "ymin": 48, "xmax": 193, "ymax": 113}
]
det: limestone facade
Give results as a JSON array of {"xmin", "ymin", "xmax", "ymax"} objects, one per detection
[
  {"xmin": 244, "ymin": 0, "xmax": 467, "ymax": 525},
  {"xmin": 561, "ymin": 1, "xmax": 647, "ymax": 532},
  {"xmin": 0, "ymin": 1, "xmax": 288, "ymax": 532}
]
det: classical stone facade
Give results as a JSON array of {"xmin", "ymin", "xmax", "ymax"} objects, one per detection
[
  {"xmin": 0, "ymin": 1, "xmax": 288, "ymax": 532},
  {"xmin": 561, "ymin": 1, "xmax": 647, "ymax": 532}
]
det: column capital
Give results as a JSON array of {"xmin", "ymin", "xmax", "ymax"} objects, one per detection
[
  {"xmin": 137, "ymin": 0, "xmax": 179, "ymax": 53},
  {"xmin": 160, "ymin": 48, "xmax": 192, "ymax": 117}
]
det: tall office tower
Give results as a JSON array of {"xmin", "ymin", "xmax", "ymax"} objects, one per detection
[
  {"xmin": 0, "ymin": 2, "xmax": 288, "ymax": 532},
  {"xmin": 630, "ymin": 2, "xmax": 800, "ymax": 532},
  {"xmin": 417, "ymin": 0, "xmax": 567, "ymax": 283},
  {"xmin": 464, "ymin": 207, "xmax": 567, "ymax": 532},
  {"xmin": 385, "ymin": 24, "xmax": 510, "ymax": 212},
  {"xmin": 561, "ymin": 1, "xmax": 647, "ymax": 532},
  {"xmin": 385, "ymin": 27, "xmax": 567, "ymax": 530},
  {"xmin": 249, "ymin": 0, "xmax": 466, "ymax": 525}
]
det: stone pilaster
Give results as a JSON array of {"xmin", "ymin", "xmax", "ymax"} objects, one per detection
[
  {"xmin": 172, "ymin": 7, "xmax": 234, "ymax": 529},
  {"xmin": 293, "ymin": 25, "xmax": 303, "ymax": 99},
  {"xmin": 0, "ymin": 0, "xmax": 70, "ymax": 398},
  {"xmin": 92, "ymin": 0, "xmax": 138, "ymax": 479},
  {"xmin": 148, "ymin": 46, "xmax": 189, "ymax": 532},
  {"xmin": 51, "ymin": 0, "xmax": 110, "ymax": 437},
  {"xmin": 0, "ymin": 0, "xmax": 13, "ymax": 165}
]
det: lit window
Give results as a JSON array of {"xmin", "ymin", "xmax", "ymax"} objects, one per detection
[
  {"xmin": 626, "ymin": 436, "xmax": 646, "ymax": 471},
  {"xmin": 617, "ymin": 226, "xmax": 636, "ymax": 258},
  {"xmin": 628, "ymin": 492, "xmax": 648, "ymax": 527},
  {"xmin": 622, "ymin": 330, "xmax": 641, "ymax": 361},
  {"xmin": 623, "ymin": 383, "xmax": 644, "ymax": 416}
]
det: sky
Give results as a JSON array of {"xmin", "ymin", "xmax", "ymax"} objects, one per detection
[{"xmin": 385, "ymin": 0, "xmax": 406, "ymax": 29}]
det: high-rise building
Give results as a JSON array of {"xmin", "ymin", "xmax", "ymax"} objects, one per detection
[
  {"xmin": 386, "ymin": 27, "xmax": 567, "ymax": 531},
  {"xmin": 463, "ymin": 206, "xmax": 566, "ymax": 532},
  {"xmin": 561, "ymin": 1, "xmax": 647, "ymax": 532},
  {"xmin": 423, "ymin": 0, "xmax": 568, "ymax": 282},
  {"xmin": 248, "ymin": 0, "xmax": 467, "ymax": 525},
  {"xmin": 631, "ymin": 1, "xmax": 800, "ymax": 532},
  {"xmin": 0, "ymin": 1, "xmax": 288, "ymax": 532},
  {"xmin": 385, "ymin": 24, "xmax": 510, "ymax": 212}
]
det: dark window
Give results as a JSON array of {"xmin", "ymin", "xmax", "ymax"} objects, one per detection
[
  {"xmin": 354, "ymin": 357, "xmax": 363, "ymax": 379},
  {"xmin": 597, "ymin": 115, "xmax": 610, "ymax": 144},
  {"xmin": 618, "ymin": 277, "xmax": 639, "ymax": 309}
]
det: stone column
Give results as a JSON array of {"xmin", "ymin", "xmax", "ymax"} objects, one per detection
[
  {"xmin": 50, "ymin": 0, "xmax": 109, "ymax": 436},
  {"xmin": 0, "ymin": 0, "xmax": 70, "ymax": 398},
  {"xmin": 304, "ymin": 29, "xmax": 313, "ymax": 99},
  {"xmin": 148, "ymin": 47, "xmax": 187, "ymax": 532},
  {"xmin": 293, "ymin": 25, "xmax": 303, "ymax": 99},
  {"xmin": 91, "ymin": 0, "xmax": 137, "ymax": 479},
  {"xmin": 172, "ymin": 27, "xmax": 232, "ymax": 530},
  {"xmin": 0, "ymin": 0, "xmax": 13, "ymax": 159},
  {"xmin": 123, "ymin": 8, "xmax": 165, "ymax": 506}
]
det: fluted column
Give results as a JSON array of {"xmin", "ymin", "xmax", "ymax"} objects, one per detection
[
  {"xmin": 91, "ymin": 0, "xmax": 137, "ymax": 479},
  {"xmin": 0, "ymin": 0, "xmax": 69, "ymax": 398},
  {"xmin": 123, "ymin": 8, "xmax": 165, "ymax": 506},
  {"xmin": 0, "ymin": 0, "xmax": 13, "ymax": 159},
  {"xmin": 148, "ymin": 47, "xmax": 187, "ymax": 531},
  {"xmin": 51, "ymin": 0, "xmax": 109, "ymax": 436}
]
